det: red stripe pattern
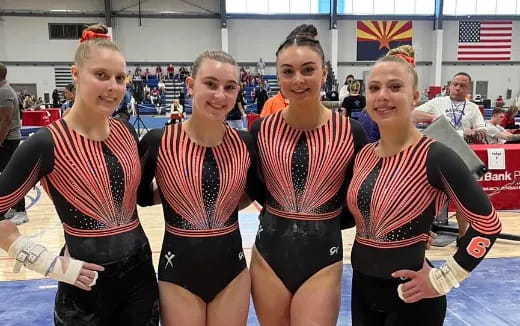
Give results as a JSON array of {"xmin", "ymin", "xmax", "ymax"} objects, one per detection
[
  {"xmin": 0, "ymin": 159, "xmax": 41, "ymax": 212},
  {"xmin": 458, "ymin": 21, "xmax": 512, "ymax": 61},
  {"xmin": 440, "ymin": 174, "xmax": 501, "ymax": 235},
  {"xmin": 257, "ymin": 112, "xmax": 354, "ymax": 220},
  {"xmin": 156, "ymin": 125, "xmax": 250, "ymax": 237},
  {"xmin": 43, "ymin": 119, "xmax": 141, "ymax": 237},
  {"xmin": 347, "ymin": 137, "xmax": 501, "ymax": 248},
  {"xmin": 347, "ymin": 138, "xmax": 442, "ymax": 248}
]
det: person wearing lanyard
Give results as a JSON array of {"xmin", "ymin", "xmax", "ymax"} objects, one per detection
[{"xmin": 411, "ymin": 72, "xmax": 487, "ymax": 244}]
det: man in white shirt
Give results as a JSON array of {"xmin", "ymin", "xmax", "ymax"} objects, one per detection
[
  {"xmin": 486, "ymin": 108, "xmax": 520, "ymax": 144},
  {"xmin": 412, "ymin": 72, "xmax": 487, "ymax": 243},
  {"xmin": 413, "ymin": 72, "xmax": 486, "ymax": 139}
]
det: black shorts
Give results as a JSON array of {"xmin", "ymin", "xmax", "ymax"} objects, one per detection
[
  {"xmin": 158, "ymin": 228, "xmax": 247, "ymax": 303},
  {"xmin": 255, "ymin": 212, "xmax": 343, "ymax": 293},
  {"xmin": 351, "ymin": 270, "xmax": 446, "ymax": 326},
  {"xmin": 54, "ymin": 244, "xmax": 159, "ymax": 326}
]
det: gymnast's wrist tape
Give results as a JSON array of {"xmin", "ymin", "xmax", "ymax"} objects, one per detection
[
  {"xmin": 8, "ymin": 236, "xmax": 84, "ymax": 286},
  {"xmin": 428, "ymin": 256, "xmax": 470, "ymax": 295}
]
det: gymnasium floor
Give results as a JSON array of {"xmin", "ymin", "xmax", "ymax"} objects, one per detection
[{"xmin": 0, "ymin": 185, "xmax": 519, "ymax": 326}]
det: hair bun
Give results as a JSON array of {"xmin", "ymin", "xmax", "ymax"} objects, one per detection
[
  {"xmin": 85, "ymin": 24, "xmax": 108, "ymax": 35},
  {"xmin": 80, "ymin": 24, "xmax": 110, "ymax": 43},
  {"xmin": 387, "ymin": 45, "xmax": 415, "ymax": 59},
  {"xmin": 288, "ymin": 24, "xmax": 318, "ymax": 40}
]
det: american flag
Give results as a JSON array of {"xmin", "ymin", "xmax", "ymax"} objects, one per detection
[{"xmin": 457, "ymin": 21, "xmax": 512, "ymax": 61}]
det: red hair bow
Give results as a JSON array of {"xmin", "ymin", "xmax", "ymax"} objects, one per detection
[
  {"xmin": 80, "ymin": 30, "xmax": 111, "ymax": 43},
  {"xmin": 394, "ymin": 53, "xmax": 415, "ymax": 67}
]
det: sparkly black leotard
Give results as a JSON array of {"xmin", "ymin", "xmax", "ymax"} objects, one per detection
[
  {"xmin": 346, "ymin": 136, "xmax": 501, "ymax": 325},
  {"xmin": 138, "ymin": 123, "xmax": 259, "ymax": 302},
  {"xmin": 0, "ymin": 118, "xmax": 158, "ymax": 326},
  {"xmin": 250, "ymin": 111, "xmax": 367, "ymax": 293}
]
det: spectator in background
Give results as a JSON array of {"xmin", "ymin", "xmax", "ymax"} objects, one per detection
[
  {"xmin": 0, "ymin": 62, "xmax": 28, "ymax": 225},
  {"xmin": 151, "ymin": 88, "xmax": 160, "ymax": 106},
  {"xmin": 157, "ymin": 78, "xmax": 166, "ymax": 95},
  {"xmin": 500, "ymin": 104, "xmax": 519, "ymax": 130},
  {"xmin": 36, "ymin": 97, "xmax": 43, "ymax": 108},
  {"xmin": 260, "ymin": 89, "xmax": 289, "ymax": 117},
  {"xmin": 129, "ymin": 95, "xmax": 136, "ymax": 116},
  {"xmin": 357, "ymin": 109, "xmax": 380, "ymax": 142},
  {"xmin": 125, "ymin": 70, "xmax": 133, "ymax": 86},
  {"xmin": 144, "ymin": 84, "xmax": 151, "ymax": 100},
  {"xmin": 339, "ymin": 74, "xmax": 354, "ymax": 103},
  {"xmin": 240, "ymin": 66, "xmax": 246, "ymax": 83},
  {"xmin": 168, "ymin": 99, "xmax": 183, "ymax": 125},
  {"xmin": 61, "ymin": 83, "xmax": 75, "ymax": 114},
  {"xmin": 178, "ymin": 91, "xmax": 185, "ymax": 108},
  {"xmin": 144, "ymin": 68, "xmax": 150, "ymax": 82},
  {"xmin": 264, "ymin": 80, "xmax": 271, "ymax": 95},
  {"xmin": 113, "ymin": 87, "xmax": 132, "ymax": 121},
  {"xmin": 155, "ymin": 65, "xmax": 163, "ymax": 80},
  {"xmin": 23, "ymin": 94, "xmax": 34, "ymax": 110},
  {"xmin": 486, "ymin": 108, "xmax": 520, "ymax": 144},
  {"xmin": 341, "ymin": 80, "xmax": 365, "ymax": 118},
  {"xmin": 226, "ymin": 85, "xmax": 246, "ymax": 130},
  {"xmin": 52, "ymin": 89, "xmax": 60, "ymax": 108},
  {"xmin": 179, "ymin": 66, "xmax": 188, "ymax": 81},
  {"xmin": 257, "ymin": 58, "xmax": 266, "ymax": 77},
  {"xmin": 495, "ymin": 95, "xmax": 505, "ymax": 108},
  {"xmin": 326, "ymin": 85, "xmax": 339, "ymax": 101},
  {"xmin": 167, "ymin": 64, "xmax": 174, "ymax": 80},
  {"xmin": 134, "ymin": 66, "xmax": 142, "ymax": 78},
  {"xmin": 254, "ymin": 83, "xmax": 269, "ymax": 115}
]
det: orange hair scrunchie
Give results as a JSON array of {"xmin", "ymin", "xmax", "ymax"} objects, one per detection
[
  {"xmin": 393, "ymin": 53, "xmax": 416, "ymax": 67},
  {"xmin": 80, "ymin": 30, "xmax": 111, "ymax": 43}
]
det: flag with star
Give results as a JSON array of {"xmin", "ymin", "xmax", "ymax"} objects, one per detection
[
  {"xmin": 356, "ymin": 20, "xmax": 413, "ymax": 61},
  {"xmin": 458, "ymin": 21, "xmax": 512, "ymax": 61}
]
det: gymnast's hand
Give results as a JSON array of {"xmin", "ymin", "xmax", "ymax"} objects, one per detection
[
  {"xmin": 74, "ymin": 261, "xmax": 105, "ymax": 291},
  {"xmin": 391, "ymin": 260, "xmax": 441, "ymax": 303},
  {"xmin": 64, "ymin": 246, "xmax": 105, "ymax": 291}
]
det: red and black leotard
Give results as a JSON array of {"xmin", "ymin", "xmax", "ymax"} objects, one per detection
[
  {"xmin": 346, "ymin": 136, "xmax": 502, "ymax": 278},
  {"xmin": 0, "ymin": 118, "xmax": 151, "ymax": 264},
  {"xmin": 138, "ymin": 123, "xmax": 259, "ymax": 303},
  {"xmin": 250, "ymin": 111, "xmax": 368, "ymax": 293}
]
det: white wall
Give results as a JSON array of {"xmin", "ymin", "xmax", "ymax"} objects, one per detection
[
  {"xmin": 5, "ymin": 66, "xmax": 57, "ymax": 97},
  {"xmin": 113, "ymin": 0, "xmax": 219, "ymax": 13},
  {"xmin": 1, "ymin": 16, "xmax": 105, "ymax": 62},
  {"xmin": 228, "ymin": 19, "xmax": 331, "ymax": 62},
  {"xmin": 113, "ymin": 17, "xmax": 221, "ymax": 62},
  {"xmin": 2, "ymin": 0, "xmax": 104, "ymax": 11},
  {"xmin": 0, "ymin": 20, "xmax": 7, "ymax": 60}
]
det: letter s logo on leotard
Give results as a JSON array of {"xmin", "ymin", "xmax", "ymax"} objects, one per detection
[
  {"xmin": 329, "ymin": 246, "xmax": 340, "ymax": 256},
  {"xmin": 466, "ymin": 236, "xmax": 491, "ymax": 259},
  {"xmin": 238, "ymin": 252, "xmax": 244, "ymax": 261}
]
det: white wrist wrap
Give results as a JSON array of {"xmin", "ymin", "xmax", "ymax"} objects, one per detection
[
  {"xmin": 429, "ymin": 256, "xmax": 470, "ymax": 295},
  {"xmin": 8, "ymin": 236, "xmax": 84, "ymax": 286}
]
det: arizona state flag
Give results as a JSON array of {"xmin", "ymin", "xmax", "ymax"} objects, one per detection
[{"xmin": 357, "ymin": 21, "xmax": 413, "ymax": 61}]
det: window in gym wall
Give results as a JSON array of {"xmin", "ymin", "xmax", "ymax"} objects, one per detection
[
  {"xmin": 48, "ymin": 23, "xmax": 92, "ymax": 40},
  {"xmin": 340, "ymin": 0, "xmax": 435, "ymax": 15},
  {"xmin": 227, "ymin": 0, "xmax": 326, "ymax": 14},
  {"xmin": 443, "ymin": 0, "xmax": 520, "ymax": 15}
]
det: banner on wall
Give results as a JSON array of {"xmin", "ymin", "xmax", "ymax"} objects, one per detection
[
  {"xmin": 356, "ymin": 20, "xmax": 413, "ymax": 61},
  {"xmin": 457, "ymin": 21, "xmax": 512, "ymax": 61}
]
